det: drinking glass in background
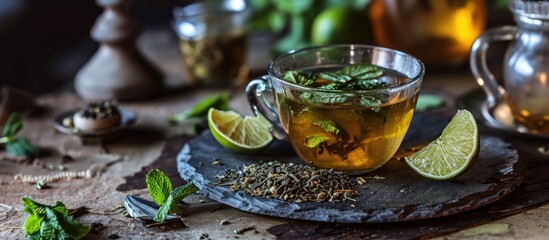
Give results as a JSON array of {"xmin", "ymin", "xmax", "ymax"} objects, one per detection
[
  {"xmin": 369, "ymin": 0, "xmax": 487, "ymax": 67},
  {"xmin": 173, "ymin": 0, "xmax": 250, "ymax": 87}
]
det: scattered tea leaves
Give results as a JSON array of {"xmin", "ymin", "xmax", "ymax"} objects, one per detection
[
  {"xmin": 305, "ymin": 134, "xmax": 330, "ymax": 148},
  {"xmin": 35, "ymin": 180, "xmax": 47, "ymax": 190},
  {"xmin": 357, "ymin": 177, "xmax": 367, "ymax": 185},
  {"xmin": 219, "ymin": 219, "xmax": 230, "ymax": 225},
  {"xmin": 214, "ymin": 162, "xmax": 358, "ymax": 203},
  {"xmin": 233, "ymin": 226, "xmax": 256, "ymax": 234}
]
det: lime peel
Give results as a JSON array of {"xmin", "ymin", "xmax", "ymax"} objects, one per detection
[{"xmin": 405, "ymin": 109, "xmax": 479, "ymax": 180}]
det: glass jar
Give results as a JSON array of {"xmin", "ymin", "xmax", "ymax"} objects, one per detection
[{"xmin": 470, "ymin": 0, "xmax": 549, "ymax": 133}]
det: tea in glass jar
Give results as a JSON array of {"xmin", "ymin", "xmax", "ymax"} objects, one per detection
[{"xmin": 173, "ymin": 0, "xmax": 249, "ymax": 87}]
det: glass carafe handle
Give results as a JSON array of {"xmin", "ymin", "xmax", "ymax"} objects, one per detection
[
  {"xmin": 470, "ymin": 26, "xmax": 518, "ymax": 108},
  {"xmin": 246, "ymin": 75, "xmax": 287, "ymax": 140}
]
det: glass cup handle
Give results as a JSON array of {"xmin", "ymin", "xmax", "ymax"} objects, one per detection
[
  {"xmin": 470, "ymin": 26, "xmax": 518, "ymax": 108},
  {"xmin": 246, "ymin": 75, "xmax": 287, "ymax": 141}
]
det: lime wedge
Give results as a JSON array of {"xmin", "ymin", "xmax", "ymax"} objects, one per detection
[
  {"xmin": 405, "ymin": 109, "xmax": 479, "ymax": 180},
  {"xmin": 207, "ymin": 108, "xmax": 273, "ymax": 153}
]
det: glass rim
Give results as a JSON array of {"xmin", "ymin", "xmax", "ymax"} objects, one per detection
[
  {"xmin": 267, "ymin": 44, "xmax": 425, "ymax": 94},
  {"xmin": 173, "ymin": 0, "xmax": 248, "ymax": 19}
]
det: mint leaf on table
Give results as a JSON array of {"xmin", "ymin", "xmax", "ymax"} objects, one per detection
[
  {"xmin": 145, "ymin": 169, "xmax": 199, "ymax": 223},
  {"xmin": 154, "ymin": 194, "xmax": 174, "ymax": 223},
  {"xmin": 146, "ymin": 169, "xmax": 173, "ymax": 206},
  {"xmin": 167, "ymin": 92, "xmax": 230, "ymax": 123},
  {"xmin": 6, "ymin": 138, "xmax": 40, "ymax": 158},
  {"xmin": 0, "ymin": 113, "xmax": 39, "ymax": 158},
  {"xmin": 172, "ymin": 182, "xmax": 200, "ymax": 203},
  {"xmin": 22, "ymin": 196, "xmax": 90, "ymax": 240},
  {"xmin": 2, "ymin": 112, "xmax": 23, "ymax": 137}
]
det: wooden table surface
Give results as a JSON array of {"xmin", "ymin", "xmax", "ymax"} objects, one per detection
[{"xmin": 1, "ymin": 28, "xmax": 549, "ymax": 240}]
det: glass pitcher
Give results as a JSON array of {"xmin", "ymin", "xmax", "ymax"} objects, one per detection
[{"xmin": 470, "ymin": 0, "xmax": 549, "ymax": 133}]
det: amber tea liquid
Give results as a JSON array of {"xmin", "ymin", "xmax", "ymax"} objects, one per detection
[
  {"xmin": 277, "ymin": 67, "xmax": 417, "ymax": 172},
  {"xmin": 369, "ymin": 0, "xmax": 486, "ymax": 66}
]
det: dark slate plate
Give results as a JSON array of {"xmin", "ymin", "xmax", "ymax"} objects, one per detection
[{"xmin": 177, "ymin": 113, "xmax": 522, "ymax": 223}]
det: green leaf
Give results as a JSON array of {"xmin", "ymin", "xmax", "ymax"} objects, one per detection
[
  {"xmin": 305, "ymin": 134, "xmax": 330, "ymax": 148},
  {"xmin": 154, "ymin": 194, "xmax": 173, "ymax": 223},
  {"xmin": 167, "ymin": 93, "xmax": 230, "ymax": 123},
  {"xmin": 269, "ymin": 11, "xmax": 287, "ymax": 32},
  {"xmin": 313, "ymin": 120, "xmax": 339, "ymax": 135},
  {"xmin": 324, "ymin": 0, "xmax": 370, "ymax": 10},
  {"xmin": 22, "ymin": 197, "xmax": 90, "ymax": 240},
  {"xmin": 55, "ymin": 212, "xmax": 91, "ymax": 239},
  {"xmin": 281, "ymin": 70, "xmax": 315, "ymax": 86},
  {"xmin": 317, "ymin": 83, "xmax": 339, "ymax": 90},
  {"xmin": 146, "ymin": 169, "xmax": 173, "ymax": 206},
  {"xmin": 5, "ymin": 138, "xmax": 40, "ymax": 157},
  {"xmin": 337, "ymin": 64, "xmax": 382, "ymax": 79},
  {"xmin": 22, "ymin": 196, "xmax": 42, "ymax": 214},
  {"xmin": 301, "ymin": 92, "xmax": 347, "ymax": 104},
  {"xmin": 360, "ymin": 96, "xmax": 382, "ymax": 107},
  {"xmin": 3, "ymin": 113, "xmax": 23, "ymax": 137},
  {"xmin": 350, "ymin": 79, "xmax": 388, "ymax": 90},
  {"xmin": 274, "ymin": 0, "xmax": 314, "ymax": 14},
  {"xmin": 317, "ymin": 72, "xmax": 352, "ymax": 83},
  {"xmin": 416, "ymin": 94, "xmax": 445, "ymax": 112},
  {"xmin": 25, "ymin": 214, "xmax": 43, "ymax": 236},
  {"xmin": 172, "ymin": 182, "xmax": 199, "ymax": 203}
]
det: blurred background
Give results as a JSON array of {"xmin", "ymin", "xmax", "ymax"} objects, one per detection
[{"xmin": 0, "ymin": 0, "xmax": 512, "ymax": 96}]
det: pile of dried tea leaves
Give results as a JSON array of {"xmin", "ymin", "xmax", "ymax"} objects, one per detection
[{"xmin": 214, "ymin": 162, "xmax": 359, "ymax": 203}]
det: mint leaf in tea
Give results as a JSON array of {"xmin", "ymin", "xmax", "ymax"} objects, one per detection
[{"xmin": 278, "ymin": 64, "xmax": 417, "ymax": 171}]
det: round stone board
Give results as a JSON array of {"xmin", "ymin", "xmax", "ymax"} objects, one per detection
[{"xmin": 177, "ymin": 112, "xmax": 523, "ymax": 223}]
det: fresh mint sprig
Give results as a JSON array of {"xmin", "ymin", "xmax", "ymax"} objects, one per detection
[
  {"xmin": 146, "ymin": 169, "xmax": 199, "ymax": 223},
  {"xmin": 0, "ymin": 113, "xmax": 39, "ymax": 158},
  {"xmin": 22, "ymin": 196, "xmax": 90, "ymax": 240}
]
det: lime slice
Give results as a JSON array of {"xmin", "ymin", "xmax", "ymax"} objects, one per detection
[
  {"xmin": 405, "ymin": 109, "xmax": 479, "ymax": 180},
  {"xmin": 207, "ymin": 108, "xmax": 273, "ymax": 153}
]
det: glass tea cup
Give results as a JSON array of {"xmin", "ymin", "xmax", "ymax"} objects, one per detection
[
  {"xmin": 246, "ymin": 45, "xmax": 424, "ymax": 174},
  {"xmin": 173, "ymin": 0, "xmax": 249, "ymax": 87}
]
